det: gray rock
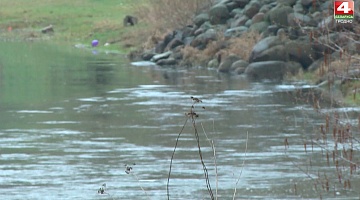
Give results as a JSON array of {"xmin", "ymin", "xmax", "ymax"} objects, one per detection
[
  {"xmin": 245, "ymin": 19, "xmax": 252, "ymax": 27},
  {"xmin": 244, "ymin": 2, "xmax": 260, "ymax": 18},
  {"xmin": 245, "ymin": 61, "xmax": 288, "ymax": 80},
  {"xmin": 193, "ymin": 13, "xmax": 209, "ymax": 27},
  {"xmin": 265, "ymin": 25, "xmax": 280, "ymax": 36},
  {"xmin": 234, "ymin": 67, "xmax": 246, "ymax": 74},
  {"xmin": 183, "ymin": 36, "xmax": 194, "ymax": 46},
  {"xmin": 156, "ymin": 58, "xmax": 177, "ymax": 66},
  {"xmin": 268, "ymin": 5, "xmax": 293, "ymax": 27},
  {"xmin": 178, "ymin": 26, "xmax": 195, "ymax": 38},
  {"xmin": 218, "ymin": 54, "xmax": 241, "ymax": 72},
  {"xmin": 301, "ymin": 0, "xmax": 313, "ymax": 7},
  {"xmin": 249, "ymin": 21, "xmax": 269, "ymax": 33},
  {"xmin": 194, "ymin": 28, "xmax": 205, "ymax": 36},
  {"xmin": 251, "ymin": 12, "xmax": 265, "ymax": 24},
  {"xmin": 224, "ymin": 26, "xmax": 248, "ymax": 37},
  {"xmin": 155, "ymin": 32, "xmax": 175, "ymax": 53},
  {"xmin": 285, "ymin": 40, "xmax": 317, "ymax": 69},
  {"xmin": 225, "ymin": 1, "xmax": 239, "ymax": 11},
  {"xmin": 208, "ymin": 59, "xmax": 220, "ymax": 68},
  {"xmin": 231, "ymin": 59, "xmax": 249, "ymax": 72},
  {"xmin": 155, "ymin": 41, "xmax": 166, "ymax": 54},
  {"xmin": 191, "ymin": 29, "xmax": 217, "ymax": 49},
  {"xmin": 230, "ymin": 8, "xmax": 243, "ymax": 17},
  {"xmin": 253, "ymin": 45, "xmax": 289, "ymax": 62},
  {"xmin": 165, "ymin": 38, "xmax": 184, "ymax": 51},
  {"xmin": 277, "ymin": 0, "xmax": 297, "ymax": 6},
  {"xmin": 151, "ymin": 51, "xmax": 172, "ymax": 62},
  {"xmin": 200, "ymin": 21, "xmax": 214, "ymax": 30},
  {"xmin": 249, "ymin": 36, "xmax": 284, "ymax": 62},
  {"xmin": 209, "ymin": 3, "xmax": 230, "ymax": 24},
  {"xmin": 142, "ymin": 52, "xmax": 156, "ymax": 61},
  {"xmin": 259, "ymin": 4, "xmax": 271, "ymax": 14},
  {"xmin": 233, "ymin": 0, "xmax": 250, "ymax": 8},
  {"xmin": 293, "ymin": 1, "xmax": 304, "ymax": 13},
  {"xmin": 231, "ymin": 15, "xmax": 249, "ymax": 28}
]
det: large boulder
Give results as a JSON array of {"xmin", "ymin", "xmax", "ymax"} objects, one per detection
[
  {"xmin": 156, "ymin": 58, "xmax": 177, "ymax": 66},
  {"xmin": 190, "ymin": 29, "xmax": 217, "ymax": 49},
  {"xmin": 284, "ymin": 40, "xmax": 318, "ymax": 69},
  {"xmin": 249, "ymin": 21, "xmax": 270, "ymax": 33},
  {"xmin": 231, "ymin": 59, "xmax": 249, "ymax": 74},
  {"xmin": 155, "ymin": 32, "xmax": 175, "ymax": 53},
  {"xmin": 193, "ymin": 13, "xmax": 209, "ymax": 27},
  {"xmin": 268, "ymin": 5, "xmax": 293, "ymax": 27},
  {"xmin": 151, "ymin": 51, "xmax": 172, "ymax": 62},
  {"xmin": 209, "ymin": 3, "xmax": 230, "ymax": 24},
  {"xmin": 208, "ymin": 58, "xmax": 220, "ymax": 69},
  {"xmin": 251, "ymin": 12, "xmax": 265, "ymax": 24},
  {"xmin": 249, "ymin": 36, "xmax": 284, "ymax": 62},
  {"xmin": 244, "ymin": 61, "xmax": 288, "ymax": 80},
  {"xmin": 165, "ymin": 38, "xmax": 184, "ymax": 51},
  {"xmin": 243, "ymin": 2, "xmax": 261, "ymax": 18},
  {"xmin": 141, "ymin": 51, "xmax": 156, "ymax": 61},
  {"xmin": 218, "ymin": 54, "xmax": 241, "ymax": 73},
  {"xmin": 253, "ymin": 45, "xmax": 288, "ymax": 62}
]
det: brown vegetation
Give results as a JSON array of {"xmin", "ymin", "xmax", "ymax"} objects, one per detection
[
  {"xmin": 121, "ymin": 0, "xmax": 215, "ymax": 52},
  {"xmin": 181, "ymin": 31, "xmax": 261, "ymax": 67},
  {"xmin": 135, "ymin": 0, "xmax": 214, "ymax": 30}
]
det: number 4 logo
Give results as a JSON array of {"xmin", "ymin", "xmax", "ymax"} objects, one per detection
[
  {"xmin": 334, "ymin": 0, "xmax": 354, "ymax": 15},
  {"xmin": 338, "ymin": 1, "xmax": 352, "ymax": 13}
]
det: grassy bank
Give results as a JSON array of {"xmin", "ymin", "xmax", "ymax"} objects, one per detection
[
  {"xmin": 1, "ymin": 0, "xmax": 358, "ymax": 106},
  {"xmin": 0, "ymin": 0, "xmax": 147, "ymax": 53}
]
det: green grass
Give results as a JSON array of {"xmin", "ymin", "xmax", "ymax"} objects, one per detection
[
  {"xmin": 342, "ymin": 80, "xmax": 360, "ymax": 105},
  {"xmin": 0, "ymin": 0, "xmax": 146, "ymax": 52}
]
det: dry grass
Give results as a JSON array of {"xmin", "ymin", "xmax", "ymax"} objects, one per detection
[
  {"xmin": 134, "ymin": 0, "xmax": 214, "ymax": 30},
  {"xmin": 316, "ymin": 53, "xmax": 360, "ymax": 77},
  {"xmin": 180, "ymin": 45, "xmax": 207, "ymax": 66},
  {"xmin": 226, "ymin": 31, "xmax": 262, "ymax": 60},
  {"xmin": 181, "ymin": 31, "xmax": 261, "ymax": 66},
  {"xmin": 122, "ymin": 0, "xmax": 216, "ymax": 52}
]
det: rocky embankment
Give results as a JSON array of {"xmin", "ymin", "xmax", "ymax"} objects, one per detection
[{"xmin": 135, "ymin": 0, "xmax": 359, "ymax": 81}]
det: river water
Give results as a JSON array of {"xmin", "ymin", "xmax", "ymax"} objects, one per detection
[{"xmin": 0, "ymin": 42, "xmax": 359, "ymax": 199}]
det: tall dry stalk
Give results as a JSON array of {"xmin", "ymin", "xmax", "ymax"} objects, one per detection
[{"xmin": 167, "ymin": 96, "xmax": 214, "ymax": 200}]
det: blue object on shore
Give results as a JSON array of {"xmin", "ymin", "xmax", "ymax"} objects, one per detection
[{"xmin": 92, "ymin": 40, "xmax": 99, "ymax": 47}]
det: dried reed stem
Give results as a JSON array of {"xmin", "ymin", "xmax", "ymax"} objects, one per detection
[
  {"xmin": 167, "ymin": 97, "xmax": 214, "ymax": 200},
  {"xmin": 131, "ymin": 172, "xmax": 150, "ymax": 200},
  {"xmin": 201, "ymin": 121, "xmax": 218, "ymax": 200},
  {"xmin": 233, "ymin": 131, "xmax": 249, "ymax": 200},
  {"xmin": 167, "ymin": 117, "xmax": 188, "ymax": 200}
]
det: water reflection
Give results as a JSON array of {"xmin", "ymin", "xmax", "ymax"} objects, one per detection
[{"xmin": 0, "ymin": 42, "xmax": 359, "ymax": 199}]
